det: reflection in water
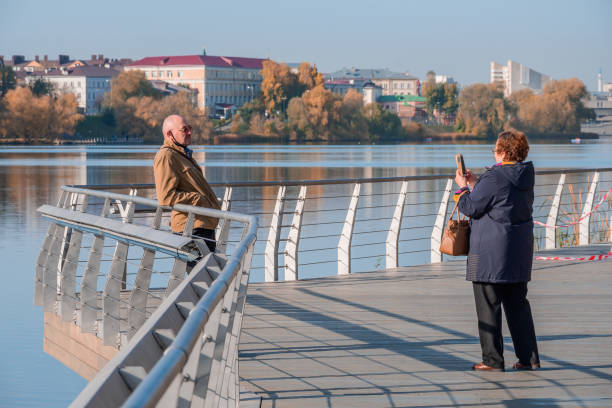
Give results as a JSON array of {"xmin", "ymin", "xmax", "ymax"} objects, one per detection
[{"xmin": 0, "ymin": 142, "xmax": 611, "ymax": 407}]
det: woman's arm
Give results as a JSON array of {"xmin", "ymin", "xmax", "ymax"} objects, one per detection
[{"xmin": 457, "ymin": 172, "xmax": 496, "ymax": 219}]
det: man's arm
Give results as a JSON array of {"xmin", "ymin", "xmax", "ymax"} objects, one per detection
[{"xmin": 154, "ymin": 153, "xmax": 205, "ymax": 207}]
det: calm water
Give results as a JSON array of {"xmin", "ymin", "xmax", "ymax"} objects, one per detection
[{"xmin": 1, "ymin": 139, "xmax": 611, "ymax": 406}]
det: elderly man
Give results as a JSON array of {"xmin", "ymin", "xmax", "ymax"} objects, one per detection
[{"xmin": 154, "ymin": 114, "xmax": 220, "ymax": 252}]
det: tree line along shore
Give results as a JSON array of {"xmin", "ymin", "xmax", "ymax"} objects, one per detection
[{"xmin": 0, "ymin": 61, "xmax": 596, "ymax": 145}]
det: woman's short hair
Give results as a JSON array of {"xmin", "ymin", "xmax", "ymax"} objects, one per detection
[{"xmin": 496, "ymin": 129, "xmax": 529, "ymax": 162}]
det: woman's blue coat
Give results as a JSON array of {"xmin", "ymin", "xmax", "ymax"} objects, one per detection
[{"xmin": 457, "ymin": 161, "xmax": 535, "ymax": 283}]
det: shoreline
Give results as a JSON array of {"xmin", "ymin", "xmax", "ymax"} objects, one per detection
[{"xmin": 0, "ymin": 132, "xmax": 601, "ymax": 146}]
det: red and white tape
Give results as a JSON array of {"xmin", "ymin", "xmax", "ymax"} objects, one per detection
[
  {"xmin": 535, "ymin": 247, "xmax": 612, "ymax": 262},
  {"xmin": 534, "ymin": 185, "xmax": 611, "ymax": 261},
  {"xmin": 534, "ymin": 186, "xmax": 612, "ymax": 229}
]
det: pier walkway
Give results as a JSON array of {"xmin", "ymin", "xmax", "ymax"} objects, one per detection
[{"xmin": 240, "ymin": 244, "xmax": 612, "ymax": 408}]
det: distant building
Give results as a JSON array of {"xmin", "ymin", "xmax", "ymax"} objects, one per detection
[
  {"xmin": 378, "ymin": 94, "xmax": 427, "ymax": 120},
  {"xmin": 362, "ymin": 81, "xmax": 382, "ymax": 105},
  {"xmin": 27, "ymin": 66, "xmax": 119, "ymax": 115},
  {"xmin": 150, "ymin": 81, "xmax": 199, "ymax": 107},
  {"xmin": 4, "ymin": 54, "xmax": 132, "ymax": 73},
  {"xmin": 126, "ymin": 54, "xmax": 266, "ymax": 113},
  {"xmin": 490, "ymin": 60, "xmax": 552, "ymax": 96},
  {"xmin": 434, "ymin": 75, "xmax": 456, "ymax": 85},
  {"xmin": 324, "ymin": 78, "xmax": 368, "ymax": 96}
]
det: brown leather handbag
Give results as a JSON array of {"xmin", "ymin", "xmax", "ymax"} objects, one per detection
[{"xmin": 440, "ymin": 202, "xmax": 470, "ymax": 256}]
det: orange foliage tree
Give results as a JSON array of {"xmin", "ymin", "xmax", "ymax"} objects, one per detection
[{"xmin": 0, "ymin": 87, "xmax": 82, "ymax": 143}]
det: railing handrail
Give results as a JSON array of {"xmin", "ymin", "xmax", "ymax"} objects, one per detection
[
  {"xmin": 61, "ymin": 185, "xmax": 254, "ymax": 224},
  {"xmin": 36, "ymin": 185, "xmax": 258, "ymax": 407},
  {"xmin": 64, "ymin": 167, "xmax": 612, "ymax": 190},
  {"xmin": 122, "ymin": 217, "xmax": 257, "ymax": 407}
]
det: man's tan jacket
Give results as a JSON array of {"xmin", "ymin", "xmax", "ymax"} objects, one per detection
[{"xmin": 154, "ymin": 139, "xmax": 220, "ymax": 233}]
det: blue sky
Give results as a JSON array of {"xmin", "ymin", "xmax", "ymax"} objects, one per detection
[{"xmin": 2, "ymin": 0, "xmax": 611, "ymax": 90}]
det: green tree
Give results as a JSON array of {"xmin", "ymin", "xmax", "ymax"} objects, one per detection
[
  {"xmin": 0, "ymin": 66, "xmax": 17, "ymax": 97},
  {"xmin": 29, "ymin": 77, "xmax": 55, "ymax": 97},
  {"xmin": 424, "ymin": 82, "xmax": 458, "ymax": 123},
  {"xmin": 362, "ymin": 103, "xmax": 403, "ymax": 143}
]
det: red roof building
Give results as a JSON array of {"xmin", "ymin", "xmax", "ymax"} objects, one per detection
[{"xmin": 127, "ymin": 54, "xmax": 267, "ymax": 111}]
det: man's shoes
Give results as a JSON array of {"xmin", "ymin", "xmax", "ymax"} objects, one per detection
[
  {"xmin": 512, "ymin": 362, "xmax": 541, "ymax": 370},
  {"xmin": 472, "ymin": 362, "xmax": 504, "ymax": 372}
]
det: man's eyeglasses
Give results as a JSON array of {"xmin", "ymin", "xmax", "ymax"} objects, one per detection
[{"xmin": 174, "ymin": 125, "xmax": 192, "ymax": 134}]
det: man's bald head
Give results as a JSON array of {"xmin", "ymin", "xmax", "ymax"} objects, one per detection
[
  {"xmin": 162, "ymin": 115, "xmax": 183, "ymax": 138},
  {"xmin": 162, "ymin": 114, "xmax": 192, "ymax": 146}
]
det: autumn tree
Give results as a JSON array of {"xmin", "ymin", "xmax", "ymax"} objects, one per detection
[
  {"xmin": 0, "ymin": 66, "xmax": 17, "ymax": 97},
  {"xmin": 338, "ymin": 89, "xmax": 368, "ymax": 140},
  {"xmin": 297, "ymin": 62, "xmax": 323, "ymax": 90},
  {"xmin": 260, "ymin": 60, "xmax": 323, "ymax": 116},
  {"xmin": 509, "ymin": 78, "xmax": 593, "ymax": 133},
  {"xmin": 106, "ymin": 70, "xmax": 159, "ymax": 108},
  {"xmin": 261, "ymin": 60, "xmax": 297, "ymax": 115},
  {"xmin": 0, "ymin": 87, "xmax": 82, "ymax": 143},
  {"xmin": 456, "ymin": 83, "xmax": 509, "ymax": 137}
]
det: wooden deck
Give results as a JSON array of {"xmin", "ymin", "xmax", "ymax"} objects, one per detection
[{"xmin": 239, "ymin": 244, "xmax": 612, "ymax": 408}]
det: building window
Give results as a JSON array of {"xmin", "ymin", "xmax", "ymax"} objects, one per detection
[
  {"xmin": 167, "ymin": 71, "xmax": 172, "ymax": 78},
  {"xmin": 178, "ymin": 70, "xmax": 183, "ymax": 78},
  {"xmin": 152, "ymin": 71, "xmax": 157, "ymax": 78}
]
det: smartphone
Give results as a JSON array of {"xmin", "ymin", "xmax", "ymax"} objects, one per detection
[{"xmin": 455, "ymin": 153, "xmax": 466, "ymax": 176}]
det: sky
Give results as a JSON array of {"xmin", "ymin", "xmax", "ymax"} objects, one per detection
[{"xmin": 2, "ymin": 0, "xmax": 611, "ymax": 90}]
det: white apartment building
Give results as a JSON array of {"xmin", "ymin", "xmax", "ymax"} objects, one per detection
[
  {"xmin": 126, "ymin": 55, "xmax": 266, "ymax": 112},
  {"xmin": 27, "ymin": 66, "xmax": 119, "ymax": 115},
  {"xmin": 490, "ymin": 60, "xmax": 552, "ymax": 96}
]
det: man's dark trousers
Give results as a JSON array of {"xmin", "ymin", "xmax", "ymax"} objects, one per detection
[
  {"xmin": 473, "ymin": 282, "xmax": 540, "ymax": 369},
  {"xmin": 192, "ymin": 227, "xmax": 216, "ymax": 252}
]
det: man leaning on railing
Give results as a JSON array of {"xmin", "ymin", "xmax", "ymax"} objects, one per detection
[{"xmin": 154, "ymin": 114, "xmax": 220, "ymax": 252}]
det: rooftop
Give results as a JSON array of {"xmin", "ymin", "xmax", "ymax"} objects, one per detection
[
  {"xmin": 378, "ymin": 94, "xmax": 426, "ymax": 103},
  {"xmin": 326, "ymin": 67, "xmax": 418, "ymax": 80},
  {"xmin": 129, "ymin": 55, "xmax": 267, "ymax": 69},
  {"xmin": 33, "ymin": 66, "xmax": 120, "ymax": 78}
]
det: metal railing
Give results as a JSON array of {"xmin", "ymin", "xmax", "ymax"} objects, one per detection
[
  {"xmin": 34, "ymin": 185, "xmax": 257, "ymax": 407},
  {"xmin": 34, "ymin": 168, "xmax": 611, "ymax": 407},
  {"xmin": 70, "ymin": 167, "xmax": 612, "ymax": 283}
]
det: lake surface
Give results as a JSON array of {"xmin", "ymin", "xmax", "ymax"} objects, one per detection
[{"xmin": 1, "ymin": 139, "xmax": 611, "ymax": 407}]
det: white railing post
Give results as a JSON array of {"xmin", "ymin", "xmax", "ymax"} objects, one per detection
[
  {"xmin": 545, "ymin": 174, "xmax": 565, "ymax": 249},
  {"xmin": 59, "ymin": 194, "xmax": 87, "ymax": 322},
  {"xmin": 216, "ymin": 186, "xmax": 233, "ymax": 254},
  {"xmin": 57, "ymin": 192, "xmax": 80, "ymax": 291},
  {"xmin": 127, "ymin": 207, "xmax": 163, "ymax": 340},
  {"xmin": 42, "ymin": 192, "xmax": 71, "ymax": 312},
  {"xmin": 285, "ymin": 186, "xmax": 307, "ymax": 281},
  {"xmin": 78, "ymin": 197, "xmax": 110, "ymax": 332},
  {"xmin": 338, "ymin": 183, "xmax": 360, "ymax": 275},
  {"xmin": 430, "ymin": 179, "xmax": 453, "ymax": 263},
  {"xmin": 264, "ymin": 186, "xmax": 286, "ymax": 282},
  {"xmin": 101, "ymin": 196, "xmax": 135, "ymax": 346},
  {"xmin": 34, "ymin": 191, "xmax": 68, "ymax": 307},
  {"xmin": 579, "ymin": 172, "xmax": 600, "ymax": 246},
  {"xmin": 386, "ymin": 181, "xmax": 408, "ymax": 269}
]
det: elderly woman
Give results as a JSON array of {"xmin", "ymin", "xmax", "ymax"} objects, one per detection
[{"xmin": 454, "ymin": 129, "xmax": 540, "ymax": 372}]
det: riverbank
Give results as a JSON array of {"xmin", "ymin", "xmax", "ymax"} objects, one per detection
[{"xmin": 0, "ymin": 131, "xmax": 600, "ymax": 146}]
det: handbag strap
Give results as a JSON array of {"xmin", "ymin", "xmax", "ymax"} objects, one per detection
[{"xmin": 448, "ymin": 201, "xmax": 467, "ymax": 222}]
